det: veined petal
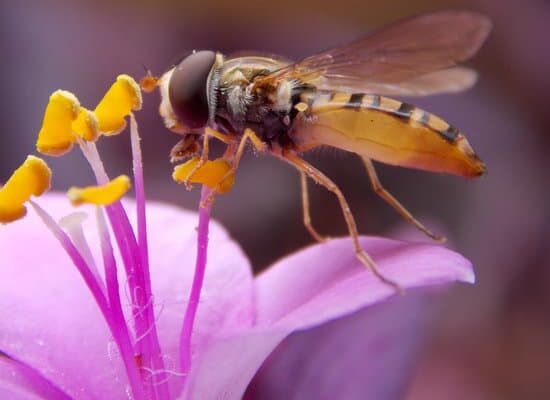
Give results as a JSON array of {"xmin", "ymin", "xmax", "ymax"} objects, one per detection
[
  {"xmin": 0, "ymin": 352, "xmax": 72, "ymax": 400},
  {"xmin": 0, "ymin": 195, "xmax": 127, "ymax": 399},
  {"xmin": 183, "ymin": 237, "xmax": 474, "ymax": 400},
  {"xmin": 0, "ymin": 194, "xmax": 252, "ymax": 399}
]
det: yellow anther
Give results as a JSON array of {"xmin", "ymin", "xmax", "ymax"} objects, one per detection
[
  {"xmin": 0, "ymin": 156, "xmax": 51, "ymax": 223},
  {"xmin": 72, "ymin": 107, "xmax": 99, "ymax": 142},
  {"xmin": 36, "ymin": 90, "xmax": 80, "ymax": 156},
  {"xmin": 173, "ymin": 158, "xmax": 235, "ymax": 194},
  {"xmin": 94, "ymin": 75, "xmax": 142, "ymax": 135},
  {"xmin": 67, "ymin": 175, "xmax": 131, "ymax": 206}
]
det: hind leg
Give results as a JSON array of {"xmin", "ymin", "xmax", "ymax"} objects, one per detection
[
  {"xmin": 300, "ymin": 171, "xmax": 330, "ymax": 243},
  {"xmin": 362, "ymin": 157, "xmax": 445, "ymax": 243},
  {"xmin": 282, "ymin": 150, "xmax": 403, "ymax": 293}
]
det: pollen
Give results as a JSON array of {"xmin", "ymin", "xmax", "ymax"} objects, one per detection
[
  {"xmin": 72, "ymin": 107, "xmax": 99, "ymax": 142},
  {"xmin": 172, "ymin": 158, "xmax": 235, "ymax": 194},
  {"xmin": 94, "ymin": 75, "xmax": 143, "ymax": 135},
  {"xmin": 0, "ymin": 156, "xmax": 51, "ymax": 223},
  {"xmin": 36, "ymin": 90, "xmax": 80, "ymax": 156},
  {"xmin": 67, "ymin": 175, "xmax": 131, "ymax": 206}
]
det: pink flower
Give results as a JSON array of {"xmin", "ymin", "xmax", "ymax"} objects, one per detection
[
  {"xmin": 0, "ymin": 78, "xmax": 474, "ymax": 399},
  {"xmin": 0, "ymin": 191, "xmax": 473, "ymax": 399}
]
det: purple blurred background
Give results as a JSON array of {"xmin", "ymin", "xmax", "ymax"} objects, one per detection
[{"xmin": 1, "ymin": 0, "xmax": 549, "ymax": 398}]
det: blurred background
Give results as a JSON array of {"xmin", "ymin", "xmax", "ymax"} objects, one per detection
[{"xmin": 1, "ymin": 0, "xmax": 549, "ymax": 398}]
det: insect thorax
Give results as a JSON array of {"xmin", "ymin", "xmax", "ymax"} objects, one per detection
[{"xmin": 213, "ymin": 60, "xmax": 312, "ymax": 148}]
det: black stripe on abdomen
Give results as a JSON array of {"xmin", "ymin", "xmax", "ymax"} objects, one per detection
[
  {"xmin": 395, "ymin": 102, "xmax": 415, "ymax": 119},
  {"xmin": 345, "ymin": 93, "xmax": 365, "ymax": 110},
  {"xmin": 439, "ymin": 125, "xmax": 460, "ymax": 143}
]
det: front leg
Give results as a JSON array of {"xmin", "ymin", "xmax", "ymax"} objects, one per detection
[
  {"xmin": 202, "ymin": 128, "xmax": 267, "ymax": 206},
  {"xmin": 169, "ymin": 135, "xmax": 201, "ymax": 163},
  {"xmin": 183, "ymin": 127, "xmax": 238, "ymax": 190}
]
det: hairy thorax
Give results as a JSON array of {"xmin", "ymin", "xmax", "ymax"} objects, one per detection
[{"xmin": 213, "ymin": 57, "xmax": 305, "ymax": 148}]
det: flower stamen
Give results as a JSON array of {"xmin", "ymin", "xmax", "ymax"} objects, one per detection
[
  {"xmin": 0, "ymin": 155, "xmax": 51, "ymax": 223},
  {"xmin": 73, "ymin": 107, "xmax": 100, "ymax": 142},
  {"xmin": 36, "ymin": 90, "xmax": 80, "ymax": 156},
  {"xmin": 130, "ymin": 113, "xmax": 152, "ymax": 313},
  {"xmin": 94, "ymin": 74, "xmax": 142, "ymax": 135},
  {"xmin": 95, "ymin": 207, "xmax": 146, "ymax": 400},
  {"xmin": 79, "ymin": 137, "xmax": 169, "ymax": 399},
  {"xmin": 59, "ymin": 212, "xmax": 104, "ymax": 294},
  {"xmin": 172, "ymin": 157, "xmax": 235, "ymax": 194},
  {"xmin": 30, "ymin": 76, "xmax": 170, "ymax": 399},
  {"xmin": 180, "ymin": 186, "xmax": 213, "ymax": 376},
  {"xmin": 67, "ymin": 175, "xmax": 131, "ymax": 206}
]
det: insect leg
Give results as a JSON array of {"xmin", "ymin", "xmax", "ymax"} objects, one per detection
[
  {"xmin": 202, "ymin": 128, "xmax": 267, "ymax": 205},
  {"xmin": 183, "ymin": 128, "xmax": 238, "ymax": 190},
  {"xmin": 300, "ymin": 171, "xmax": 329, "ymax": 243},
  {"xmin": 204, "ymin": 127, "xmax": 237, "ymax": 144},
  {"xmin": 282, "ymin": 150, "xmax": 403, "ymax": 293},
  {"xmin": 182, "ymin": 132, "xmax": 211, "ymax": 190},
  {"xmin": 362, "ymin": 157, "xmax": 445, "ymax": 243},
  {"xmin": 170, "ymin": 135, "xmax": 201, "ymax": 163},
  {"xmin": 225, "ymin": 128, "xmax": 267, "ymax": 168}
]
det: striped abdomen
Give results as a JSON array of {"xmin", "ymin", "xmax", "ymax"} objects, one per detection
[{"xmin": 293, "ymin": 91, "xmax": 486, "ymax": 177}]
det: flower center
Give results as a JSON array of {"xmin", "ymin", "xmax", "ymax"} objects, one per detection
[{"xmin": 0, "ymin": 73, "xmax": 233, "ymax": 399}]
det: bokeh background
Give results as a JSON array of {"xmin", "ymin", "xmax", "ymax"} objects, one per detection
[{"xmin": 1, "ymin": 0, "xmax": 549, "ymax": 398}]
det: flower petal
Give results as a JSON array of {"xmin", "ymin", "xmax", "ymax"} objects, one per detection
[
  {"xmin": 0, "ymin": 352, "xmax": 72, "ymax": 400},
  {"xmin": 144, "ymin": 199, "xmax": 254, "ymax": 395},
  {"xmin": 0, "ymin": 194, "xmax": 129, "ymax": 399},
  {"xmin": 182, "ymin": 329, "xmax": 287, "ymax": 400},
  {"xmin": 247, "ymin": 288, "xmax": 443, "ymax": 400},
  {"xmin": 183, "ymin": 237, "xmax": 474, "ymax": 399},
  {"xmin": 0, "ymin": 193, "xmax": 253, "ymax": 398},
  {"xmin": 254, "ymin": 237, "xmax": 474, "ymax": 329}
]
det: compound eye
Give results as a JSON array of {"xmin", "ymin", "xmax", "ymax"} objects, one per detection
[{"xmin": 168, "ymin": 50, "xmax": 216, "ymax": 129}]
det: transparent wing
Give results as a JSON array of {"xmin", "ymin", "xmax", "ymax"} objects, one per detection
[
  {"xmin": 319, "ymin": 67, "xmax": 479, "ymax": 96},
  {"xmin": 254, "ymin": 11, "xmax": 491, "ymax": 96}
]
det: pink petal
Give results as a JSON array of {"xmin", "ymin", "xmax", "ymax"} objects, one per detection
[
  {"xmin": 254, "ymin": 237, "xmax": 474, "ymax": 329},
  {"xmin": 144, "ymin": 199, "xmax": 254, "ymax": 395},
  {"xmin": 0, "ymin": 195, "xmax": 125, "ymax": 399},
  {"xmin": 247, "ymin": 288, "xmax": 444, "ymax": 399},
  {"xmin": 183, "ymin": 237, "xmax": 474, "ymax": 399},
  {"xmin": 1, "ymin": 193, "xmax": 475, "ymax": 400},
  {"xmin": 182, "ymin": 329, "xmax": 288, "ymax": 400},
  {"xmin": 0, "ymin": 193, "xmax": 252, "ymax": 399},
  {"xmin": 0, "ymin": 353, "xmax": 72, "ymax": 400}
]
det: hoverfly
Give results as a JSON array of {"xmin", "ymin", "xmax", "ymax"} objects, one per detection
[{"xmin": 144, "ymin": 11, "xmax": 491, "ymax": 291}]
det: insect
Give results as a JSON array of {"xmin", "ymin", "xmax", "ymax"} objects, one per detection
[{"xmin": 144, "ymin": 11, "xmax": 491, "ymax": 291}]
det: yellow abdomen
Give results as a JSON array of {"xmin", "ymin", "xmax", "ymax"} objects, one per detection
[{"xmin": 294, "ymin": 92, "xmax": 486, "ymax": 178}]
